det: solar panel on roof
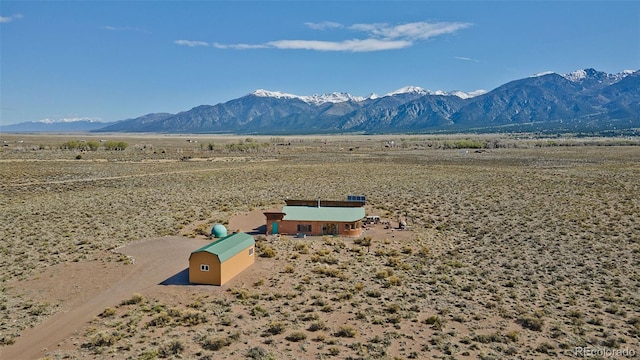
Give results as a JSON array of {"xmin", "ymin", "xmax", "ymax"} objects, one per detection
[{"xmin": 347, "ymin": 195, "xmax": 366, "ymax": 203}]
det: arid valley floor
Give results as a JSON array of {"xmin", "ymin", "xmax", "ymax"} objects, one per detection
[{"xmin": 1, "ymin": 134, "xmax": 639, "ymax": 359}]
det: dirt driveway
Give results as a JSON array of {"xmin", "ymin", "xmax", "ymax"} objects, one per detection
[
  {"xmin": 1, "ymin": 236, "xmax": 208, "ymax": 360},
  {"xmin": 1, "ymin": 209, "xmax": 398, "ymax": 359}
]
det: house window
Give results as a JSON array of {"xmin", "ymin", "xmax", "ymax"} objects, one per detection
[
  {"xmin": 249, "ymin": 247, "xmax": 254, "ymax": 256},
  {"xmin": 297, "ymin": 224, "xmax": 312, "ymax": 232},
  {"xmin": 200, "ymin": 264, "xmax": 209, "ymax": 272},
  {"xmin": 345, "ymin": 223, "xmax": 351, "ymax": 230}
]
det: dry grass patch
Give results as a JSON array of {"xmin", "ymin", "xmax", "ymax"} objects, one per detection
[{"xmin": 1, "ymin": 135, "xmax": 639, "ymax": 358}]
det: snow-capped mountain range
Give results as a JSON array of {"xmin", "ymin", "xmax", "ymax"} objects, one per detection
[
  {"xmin": 533, "ymin": 69, "xmax": 634, "ymax": 83},
  {"xmin": 250, "ymin": 89, "xmax": 370, "ymax": 105},
  {"xmin": 251, "ymin": 86, "xmax": 488, "ymax": 105},
  {"xmin": 3, "ymin": 68, "xmax": 638, "ymax": 134}
]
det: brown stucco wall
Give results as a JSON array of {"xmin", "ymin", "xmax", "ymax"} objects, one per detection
[
  {"xmin": 266, "ymin": 220, "xmax": 362, "ymax": 237},
  {"xmin": 189, "ymin": 245, "xmax": 255, "ymax": 285},
  {"xmin": 189, "ymin": 252, "xmax": 221, "ymax": 285},
  {"xmin": 219, "ymin": 245, "xmax": 255, "ymax": 285}
]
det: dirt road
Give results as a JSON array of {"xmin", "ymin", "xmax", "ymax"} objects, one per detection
[{"xmin": 1, "ymin": 236, "xmax": 206, "ymax": 360}]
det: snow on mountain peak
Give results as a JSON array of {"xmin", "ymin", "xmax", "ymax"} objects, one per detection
[
  {"xmin": 304, "ymin": 92, "xmax": 365, "ymax": 105},
  {"xmin": 251, "ymin": 89, "xmax": 299, "ymax": 100},
  {"xmin": 384, "ymin": 86, "xmax": 485, "ymax": 99},
  {"xmin": 251, "ymin": 85, "xmax": 487, "ymax": 105},
  {"xmin": 451, "ymin": 89, "xmax": 488, "ymax": 99},
  {"xmin": 385, "ymin": 86, "xmax": 429, "ymax": 96},
  {"xmin": 559, "ymin": 68, "xmax": 635, "ymax": 83},
  {"xmin": 530, "ymin": 68, "xmax": 635, "ymax": 84},
  {"xmin": 38, "ymin": 117, "xmax": 100, "ymax": 124},
  {"xmin": 531, "ymin": 71, "xmax": 555, "ymax": 78},
  {"xmin": 562, "ymin": 69, "xmax": 588, "ymax": 82},
  {"xmin": 250, "ymin": 89, "xmax": 364, "ymax": 105}
]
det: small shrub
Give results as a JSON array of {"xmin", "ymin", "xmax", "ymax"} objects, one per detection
[
  {"xmin": 251, "ymin": 305, "xmax": 268, "ymax": 317},
  {"xmin": 99, "ymin": 307, "xmax": 116, "ymax": 318},
  {"xmin": 286, "ymin": 331, "xmax": 307, "ymax": 342},
  {"xmin": 505, "ymin": 331, "xmax": 519, "ymax": 343},
  {"xmin": 260, "ymin": 246, "xmax": 276, "ymax": 258},
  {"xmin": 366, "ymin": 289, "xmax": 382, "ymax": 298},
  {"xmin": 146, "ymin": 312, "xmax": 171, "ymax": 328},
  {"xmin": 121, "ymin": 293, "xmax": 145, "ymax": 306},
  {"xmin": 423, "ymin": 315, "xmax": 444, "ymax": 330},
  {"xmin": 518, "ymin": 316, "xmax": 544, "ymax": 332},
  {"xmin": 355, "ymin": 236, "xmax": 372, "ymax": 247},
  {"xmin": 200, "ymin": 336, "xmax": 232, "ymax": 351},
  {"xmin": 418, "ymin": 245, "xmax": 430, "ymax": 256},
  {"xmin": 295, "ymin": 242, "xmax": 310, "ymax": 254},
  {"xmin": 265, "ymin": 321, "xmax": 286, "ymax": 335},
  {"xmin": 328, "ymin": 346, "xmax": 340, "ymax": 356},
  {"xmin": 219, "ymin": 315, "xmax": 234, "ymax": 326},
  {"xmin": 385, "ymin": 303, "xmax": 401, "ymax": 314},
  {"xmin": 335, "ymin": 325, "xmax": 357, "ymax": 338},
  {"xmin": 375, "ymin": 269, "xmax": 391, "ymax": 279},
  {"xmin": 308, "ymin": 320, "xmax": 326, "ymax": 331},
  {"xmin": 246, "ymin": 346, "xmax": 276, "ymax": 360},
  {"xmin": 535, "ymin": 342, "xmax": 556, "ymax": 354},
  {"xmin": 158, "ymin": 339, "xmax": 184, "ymax": 358},
  {"xmin": 86, "ymin": 330, "xmax": 121, "ymax": 348},
  {"xmin": 385, "ymin": 275, "xmax": 402, "ymax": 287},
  {"xmin": 0, "ymin": 336, "xmax": 16, "ymax": 346},
  {"xmin": 504, "ymin": 347, "xmax": 518, "ymax": 356},
  {"xmin": 181, "ymin": 309, "xmax": 207, "ymax": 325}
]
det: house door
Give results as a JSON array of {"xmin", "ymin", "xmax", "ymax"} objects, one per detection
[
  {"xmin": 323, "ymin": 223, "xmax": 337, "ymax": 235},
  {"xmin": 272, "ymin": 222, "xmax": 278, "ymax": 235}
]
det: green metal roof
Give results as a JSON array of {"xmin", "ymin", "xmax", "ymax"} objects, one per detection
[
  {"xmin": 191, "ymin": 232, "xmax": 255, "ymax": 263},
  {"xmin": 282, "ymin": 205, "xmax": 365, "ymax": 222}
]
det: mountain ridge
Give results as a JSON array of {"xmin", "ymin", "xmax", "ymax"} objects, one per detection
[{"xmin": 3, "ymin": 68, "xmax": 638, "ymax": 134}]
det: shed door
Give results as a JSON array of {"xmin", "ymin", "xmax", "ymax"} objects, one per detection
[{"xmin": 272, "ymin": 222, "xmax": 278, "ymax": 235}]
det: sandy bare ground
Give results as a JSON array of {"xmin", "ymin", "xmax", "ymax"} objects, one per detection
[
  {"xmin": 2, "ymin": 166, "xmax": 226, "ymax": 188},
  {"xmin": 1, "ymin": 210, "xmax": 271, "ymax": 360},
  {"xmin": 1, "ymin": 236, "xmax": 209, "ymax": 360}
]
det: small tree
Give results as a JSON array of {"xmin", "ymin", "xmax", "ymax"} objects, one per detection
[
  {"xmin": 86, "ymin": 141, "xmax": 100, "ymax": 151},
  {"xmin": 104, "ymin": 141, "xmax": 128, "ymax": 151}
]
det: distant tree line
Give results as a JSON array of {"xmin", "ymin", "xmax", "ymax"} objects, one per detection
[
  {"xmin": 103, "ymin": 141, "xmax": 128, "ymax": 151},
  {"xmin": 60, "ymin": 140, "xmax": 100, "ymax": 151},
  {"xmin": 60, "ymin": 140, "xmax": 128, "ymax": 151},
  {"xmin": 206, "ymin": 139, "xmax": 271, "ymax": 153}
]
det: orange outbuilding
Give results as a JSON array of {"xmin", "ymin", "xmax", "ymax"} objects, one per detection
[{"xmin": 188, "ymin": 232, "xmax": 255, "ymax": 286}]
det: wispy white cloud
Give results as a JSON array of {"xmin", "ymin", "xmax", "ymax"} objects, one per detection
[
  {"xmin": 201, "ymin": 20, "xmax": 472, "ymax": 53},
  {"xmin": 212, "ymin": 42, "xmax": 269, "ymax": 50},
  {"xmin": 174, "ymin": 39, "xmax": 210, "ymax": 47},
  {"xmin": 304, "ymin": 21, "xmax": 343, "ymax": 30},
  {"xmin": 351, "ymin": 21, "xmax": 471, "ymax": 41},
  {"xmin": 454, "ymin": 56, "xmax": 480, "ymax": 63},
  {"xmin": 104, "ymin": 25, "xmax": 150, "ymax": 34},
  {"xmin": 267, "ymin": 38, "xmax": 412, "ymax": 52},
  {"xmin": 0, "ymin": 13, "xmax": 24, "ymax": 23}
]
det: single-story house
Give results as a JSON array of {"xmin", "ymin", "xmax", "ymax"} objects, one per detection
[
  {"xmin": 188, "ymin": 232, "xmax": 255, "ymax": 286},
  {"xmin": 264, "ymin": 199, "xmax": 365, "ymax": 237}
]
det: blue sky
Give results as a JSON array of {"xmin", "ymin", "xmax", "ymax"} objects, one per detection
[{"xmin": 1, "ymin": 1, "xmax": 639, "ymax": 125}]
